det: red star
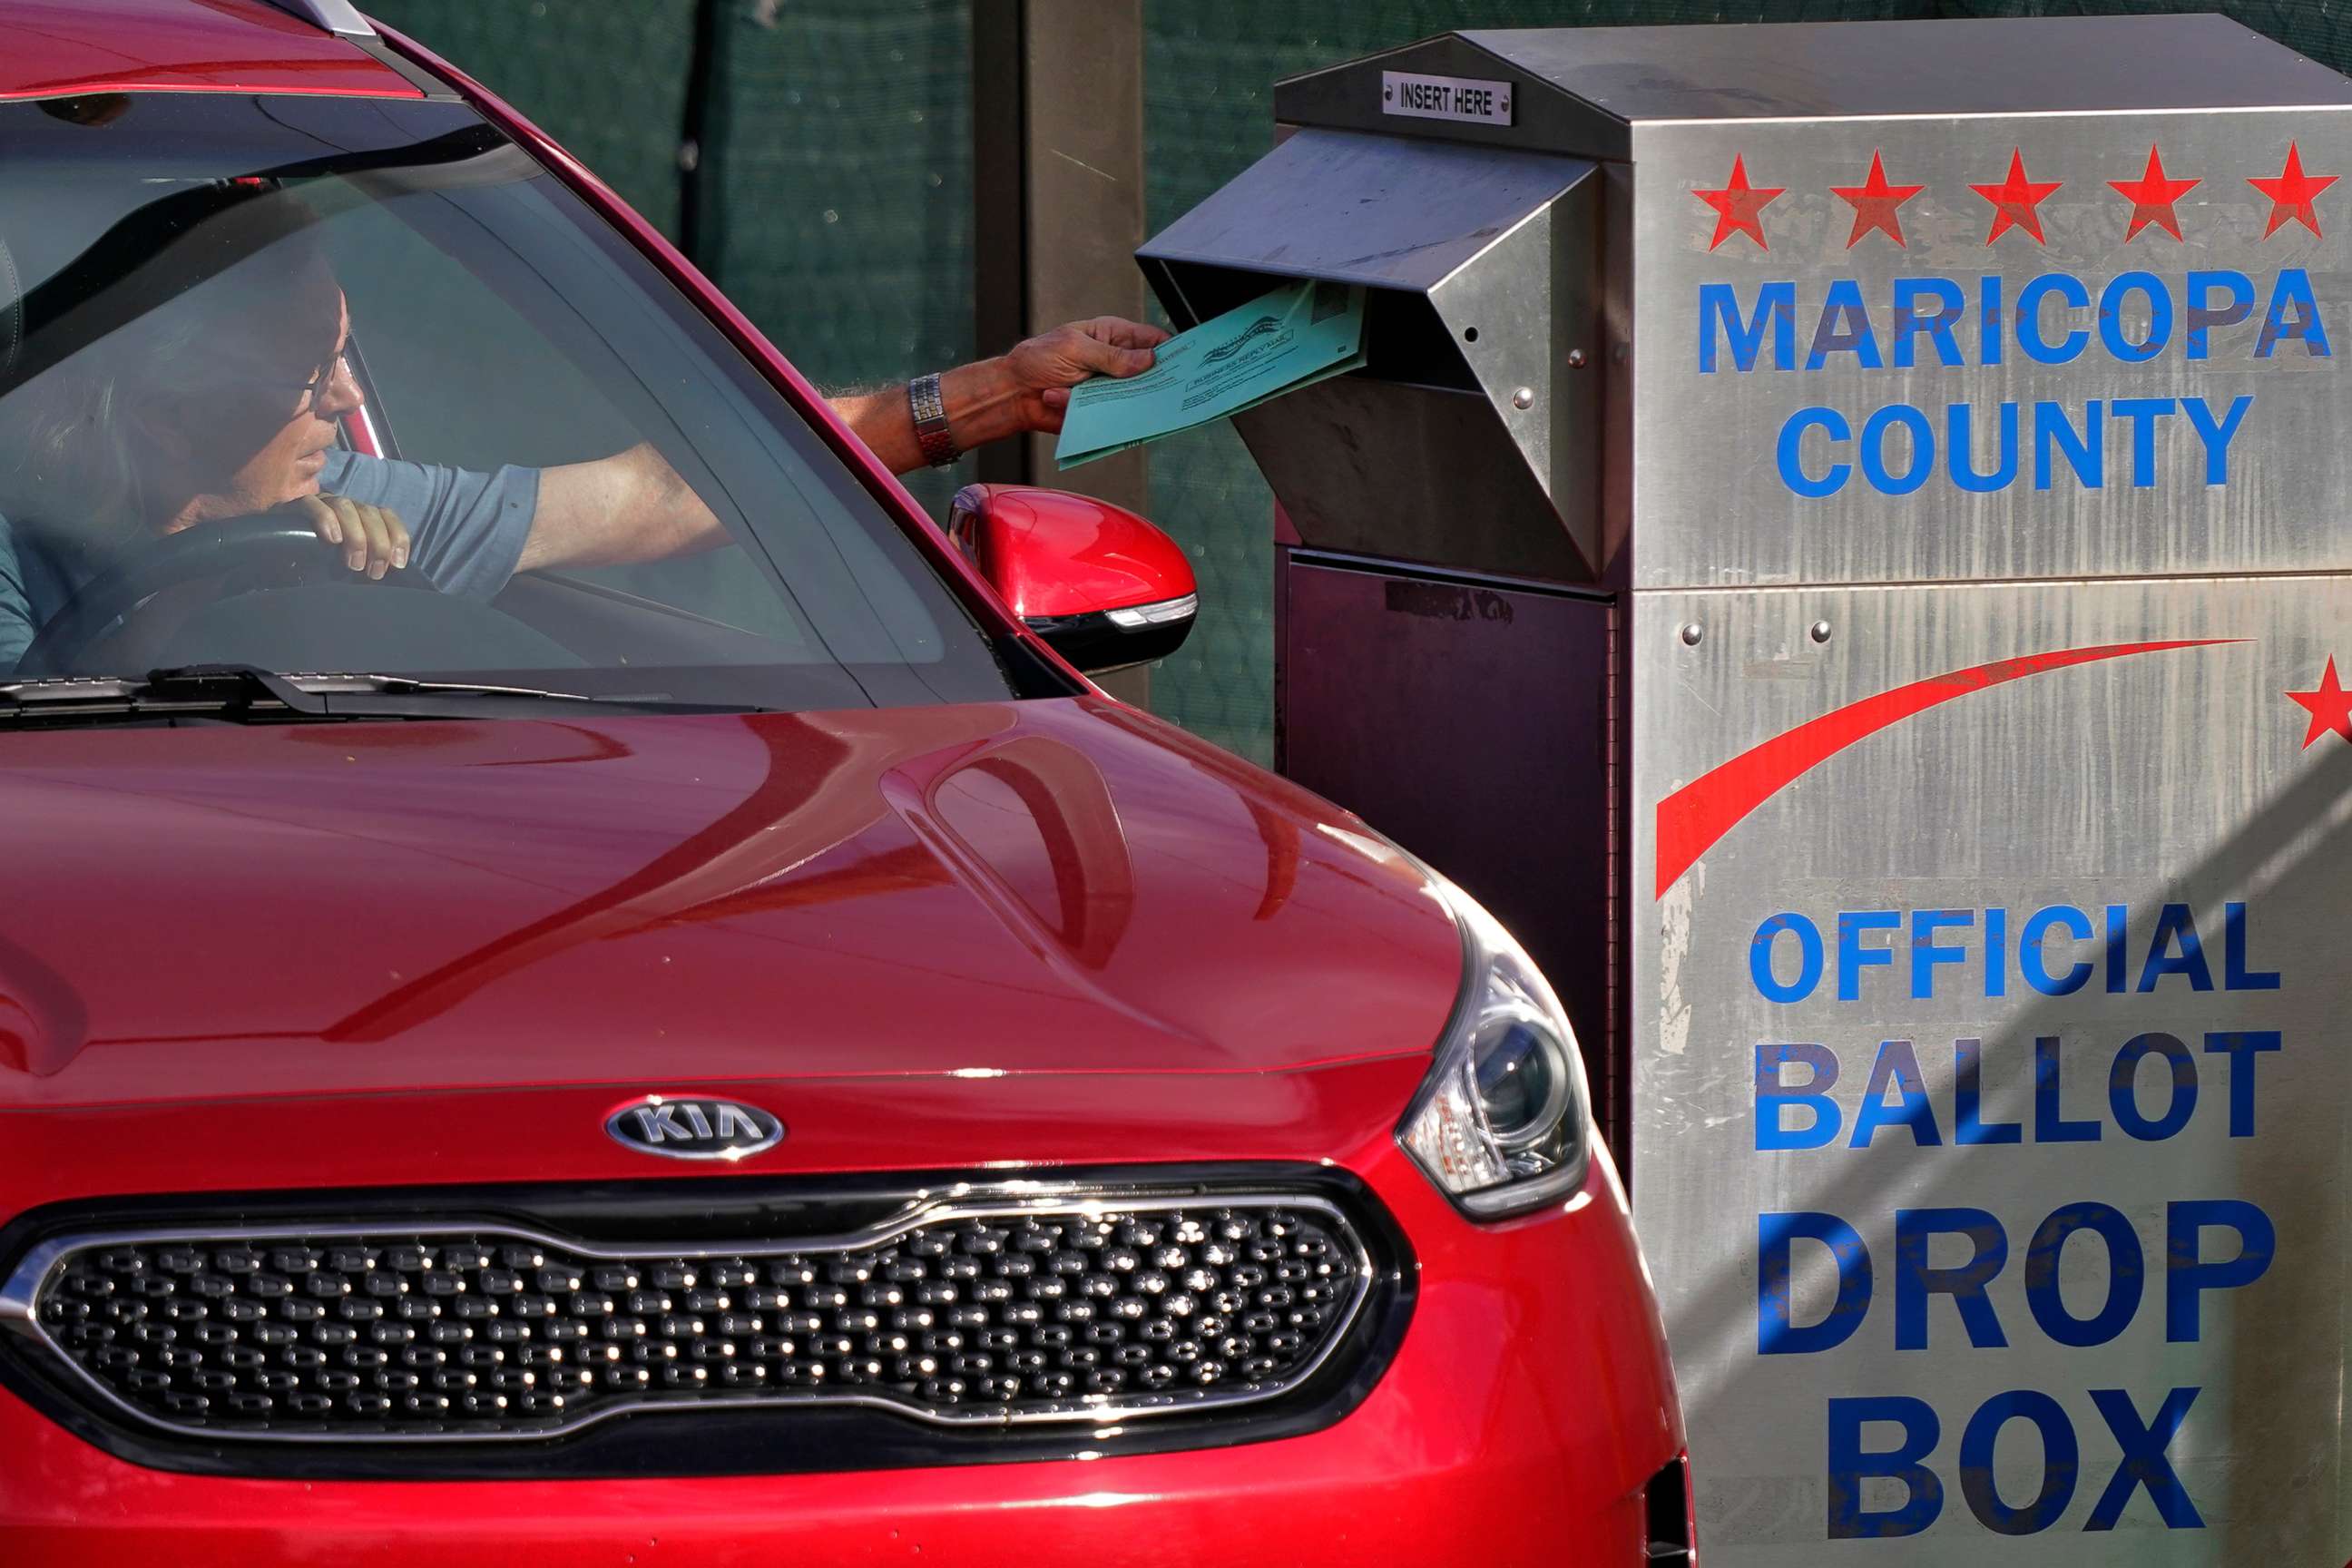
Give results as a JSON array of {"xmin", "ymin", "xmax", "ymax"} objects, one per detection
[
  {"xmin": 2288, "ymin": 658, "xmax": 2352, "ymax": 749},
  {"xmin": 1693, "ymin": 155, "xmax": 1783, "ymax": 251},
  {"xmin": 2108, "ymin": 145, "xmax": 2200, "ymax": 241},
  {"xmin": 2249, "ymin": 142, "xmax": 2337, "ymax": 238},
  {"xmin": 1831, "ymin": 151, "xmax": 1926, "ymax": 249},
  {"xmin": 1971, "ymin": 150, "xmax": 2063, "ymax": 245}
]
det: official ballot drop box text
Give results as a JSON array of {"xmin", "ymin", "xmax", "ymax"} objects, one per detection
[{"xmin": 1140, "ymin": 16, "xmax": 2352, "ymax": 1563}]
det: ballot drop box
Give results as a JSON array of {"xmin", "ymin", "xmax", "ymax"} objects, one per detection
[{"xmin": 1140, "ymin": 15, "xmax": 2352, "ymax": 1564}]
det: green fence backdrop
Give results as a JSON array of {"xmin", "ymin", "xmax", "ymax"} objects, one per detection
[{"xmin": 369, "ymin": 0, "xmax": 2347, "ymax": 763}]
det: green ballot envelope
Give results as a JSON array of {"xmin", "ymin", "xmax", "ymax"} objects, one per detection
[{"xmin": 1054, "ymin": 280, "xmax": 1366, "ymax": 468}]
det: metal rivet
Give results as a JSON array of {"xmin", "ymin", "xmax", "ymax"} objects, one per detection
[
  {"xmin": 1564, "ymin": 348, "xmax": 1588, "ymax": 368},
  {"xmin": 1679, "ymin": 623, "xmax": 1703, "ymax": 647},
  {"xmin": 1511, "ymin": 386, "xmax": 1535, "ymax": 410},
  {"xmin": 1809, "ymin": 620, "xmax": 1833, "ymax": 644}
]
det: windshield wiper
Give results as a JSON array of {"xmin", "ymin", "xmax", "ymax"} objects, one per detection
[{"xmin": 0, "ymin": 664, "xmax": 769, "ymax": 725}]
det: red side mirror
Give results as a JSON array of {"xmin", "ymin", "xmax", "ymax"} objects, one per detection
[{"xmin": 946, "ymin": 485, "xmax": 1198, "ymax": 675}]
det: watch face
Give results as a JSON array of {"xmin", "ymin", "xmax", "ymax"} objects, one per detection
[{"xmin": 912, "ymin": 374, "xmax": 959, "ymax": 466}]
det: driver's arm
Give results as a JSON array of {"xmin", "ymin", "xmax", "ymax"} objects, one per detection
[
  {"xmin": 514, "ymin": 443, "xmax": 721, "ymax": 573},
  {"xmin": 509, "ymin": 318, "xmax": 1167, "ymax": 574},
  {"xmin": 831, "ymin": 318, "xmax": 1162, "ymax": 474}
]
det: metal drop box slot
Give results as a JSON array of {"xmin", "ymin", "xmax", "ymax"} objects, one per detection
[
  {"xmin": 1143, "ymin": 131, "xmax": 1604, "ymax": 583},
  {"xmin": 1142, "ymin": 18, "xmax": 2352, "ymax": 1563}
]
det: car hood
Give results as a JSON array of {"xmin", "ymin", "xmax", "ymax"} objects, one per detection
[{"xmin": 0, "ymin": 698, "xmax": 1465, "ymax": 1109}]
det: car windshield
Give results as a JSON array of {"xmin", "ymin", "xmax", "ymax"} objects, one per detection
[{"xmin": 0, "ymin": 92, "xmax": 1024, "ymax": 712}]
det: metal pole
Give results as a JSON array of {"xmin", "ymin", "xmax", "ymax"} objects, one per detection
[
  {"xmin": 970, "ymin": 1, "xmax": 1030, "ymax": 486},
  {"xmin": 677, "ymin": 0, "xmax": 726, "ymax": 268}
]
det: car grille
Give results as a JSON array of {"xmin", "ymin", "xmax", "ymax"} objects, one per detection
[{"xmin": 5, "ymin": 1197, "xmax": 1372, "ymax": 1441}]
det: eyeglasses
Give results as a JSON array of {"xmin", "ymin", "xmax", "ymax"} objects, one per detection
[
  {"xmin": 218, "ymin": 348, "xmax": 349, "ymax": 416},
  {"xmin": 289, "ymin": 348, "xmax": 350, "ymax": 416}
]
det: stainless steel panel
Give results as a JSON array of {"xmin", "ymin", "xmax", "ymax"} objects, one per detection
[
  {"xmin": 1139, "ymin": 128, "xmax": 1590, "ymax": 296},
  {"xmin": 1271, "ymin": 19, "xmax": 2352, "ymax": 160},
  {"xmin": 1629, "ymin": 574, "xmax": 2352, "ymax": 1563},
  {"xmin": 1274, "ymin": 32, "xmax": 1633, "ymax": 162},
  {"xmin": 1630, "ymin": 109, "xmax": 2352, "ymax": 588},
  {"xmin": 1234, "ymin": 378, "xmax": 1586, "ymax": 583},
  {"xmin": 1462, "ymin": 17, "xmax": 2352, "ymax": 122},
  {"xmin": 1430, "ymin": 177, "xmax": 1601, "ymax": 550}
]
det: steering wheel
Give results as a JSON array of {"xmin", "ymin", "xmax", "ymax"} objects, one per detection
[{"xmin": 15, "ymin": 512, "xmax": 422, "ymax": 678}]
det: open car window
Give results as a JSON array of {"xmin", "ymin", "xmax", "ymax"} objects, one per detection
[{"xmin": 0, "ymin": 93, "xmax": 1020, "ymax": 711}]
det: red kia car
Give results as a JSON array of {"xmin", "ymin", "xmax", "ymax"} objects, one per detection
[{"xmin": 0, "ymin": 2, "xmax": 1685, "ymax": 1563}]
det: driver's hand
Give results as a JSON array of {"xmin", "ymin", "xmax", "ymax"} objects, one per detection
[
  {"xmin": 1005, "ymin": 317, "xmax": 1170, "ymax": 434},
  {"xmin": 288, "ymin": 494, "xmax": 409, "ymax": 581}
]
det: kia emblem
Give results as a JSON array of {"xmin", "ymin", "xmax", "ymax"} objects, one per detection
[{"xmin": 605, "ymin": 1096, "xmax": 785, "ymax": 1161}]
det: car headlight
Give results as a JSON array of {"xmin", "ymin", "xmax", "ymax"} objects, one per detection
[{"xmin": 1398, "ymin": 876, "xmax": 1592, "ymax": 1219}]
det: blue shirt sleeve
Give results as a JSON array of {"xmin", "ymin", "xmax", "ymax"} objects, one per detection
[
  {"xmin": 0, "ymin": 517, "xmax": 34, "ymax": 674},
  {"xmin": 317, "ymin": 450, "xmax": 540, "ymax": 601}
]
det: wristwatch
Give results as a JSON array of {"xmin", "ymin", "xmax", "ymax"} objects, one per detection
[{"xmin": 908, "ymin": 372, "xmax": 960, "ymax": 467}]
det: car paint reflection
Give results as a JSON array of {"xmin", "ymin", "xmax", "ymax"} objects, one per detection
[
  {"xmin": 324, "ymin": 708, "xmax": 1015, "ymax": 1042},
  {"xmin": 0, "ymin": 699, "xmax": 1463, "ymax": 1100}
]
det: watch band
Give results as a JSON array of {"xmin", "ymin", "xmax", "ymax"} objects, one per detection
[{"xmin": 908, "ymin": 372, "xmax": 960, "ymax": 467}]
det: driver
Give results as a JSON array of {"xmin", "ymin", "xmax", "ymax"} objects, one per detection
[{"xmin": 0, "ymin": 219, "xmax": 1167, "ymax": 673}]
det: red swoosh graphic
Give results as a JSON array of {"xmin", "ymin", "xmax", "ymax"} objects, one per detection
[{"xmin": 1653, "ymin": 640, "xmax": 2241, "ymax": 898}]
